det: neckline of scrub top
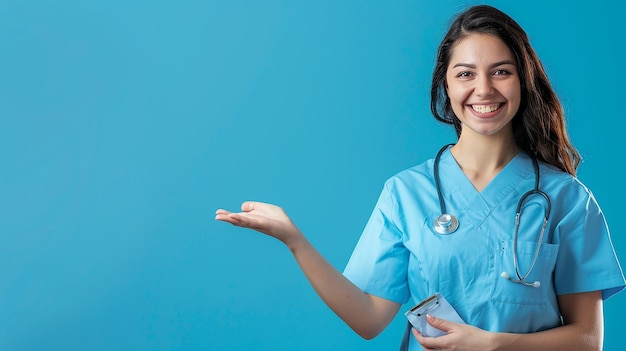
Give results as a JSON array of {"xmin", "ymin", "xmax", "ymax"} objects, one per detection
[{"xmin": 438, "ymin": 148, "xmax": 534, "ymax": 224}]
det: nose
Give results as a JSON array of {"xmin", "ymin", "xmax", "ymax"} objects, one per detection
[{"xmin": 475, "ymin": 75, "xmax": 494, "ymax": 97}]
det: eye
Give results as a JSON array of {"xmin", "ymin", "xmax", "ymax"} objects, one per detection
[
  {"xmin": 456, "ymin": 71, "xmax": 473, "ymax": 78},
  {"xmin": 493, "ymin": 69, "xmax": 512, "ymax": 77}
]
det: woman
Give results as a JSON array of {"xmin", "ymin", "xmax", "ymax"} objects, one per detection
[{"xmin": 216, "ymin": 5, "xmax": 624, "ymax": 350}]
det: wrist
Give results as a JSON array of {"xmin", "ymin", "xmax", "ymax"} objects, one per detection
[
  {"xmin": 489, "ymin": 332, "xmax": 516, "ymax": 351},
  {"xmin": 285, "ymin": 230, "xmax": 307, "ymax": 253}
]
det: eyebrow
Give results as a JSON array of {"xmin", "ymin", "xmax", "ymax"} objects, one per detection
[{"xmin": 452, "ymin": 60, "xmax": 516, "ymax": 69}]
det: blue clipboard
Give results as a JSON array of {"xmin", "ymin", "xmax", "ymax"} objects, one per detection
[{"xmin": 404, "ymin": 292, "xmax": 465, "ymax": 338}]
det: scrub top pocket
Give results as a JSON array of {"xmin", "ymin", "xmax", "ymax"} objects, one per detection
[{"xmin": 491, "ymin": 240, "xmax": 559, "ymax": 305}]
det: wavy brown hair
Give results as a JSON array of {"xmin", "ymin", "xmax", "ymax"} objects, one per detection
[{"xmin": 430, "ymin": 5, "xmax": 580, "ymax": 176}]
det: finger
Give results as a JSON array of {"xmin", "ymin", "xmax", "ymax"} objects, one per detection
[
  {"xmin": 412, "ymin": 329, "xmax": 442, "ymax": 350},
  {"xmin": 222, "ymin": 213, "xmax": 245, "ymax": 225},
  {"xmin": 215, "ymin": 212, "xmax": 238, "ymax": 224},
  {"xmin": 215, "ymin": 210, "xmax": 250, "ymax": 222},
  {"xmin": 227, "ymin": 213, "xmax": 266, "ymax": 231},
  {"xmin": 427, "ymin": 314, "xmax": 453, "ymax": 332}
]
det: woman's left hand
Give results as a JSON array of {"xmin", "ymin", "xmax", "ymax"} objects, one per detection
[{"xmin": 412, "ymin": 314, "xmax": 494, "ymax": 351}]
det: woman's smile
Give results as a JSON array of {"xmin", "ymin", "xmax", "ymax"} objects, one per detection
[{"xmin": 467, "ymin": 102, "xmax": 506, "ymax": 118}]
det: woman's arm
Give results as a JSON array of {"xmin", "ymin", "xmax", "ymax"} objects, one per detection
[
  {"xmin": 215, "ymin": 201, "xmax": 401, "ymax": 339},
  {"xmin": 414, "ymin": 290, "xmax": 603, "ymax": 351}
]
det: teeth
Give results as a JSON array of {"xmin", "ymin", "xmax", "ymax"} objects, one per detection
[{"xmin": 472, "ymin": 104, "xmax": 501, "ymax": 113}]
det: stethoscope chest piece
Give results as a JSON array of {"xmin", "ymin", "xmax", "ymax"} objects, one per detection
[{"xmin": 434, "ymin": 213, "xmax": 459, "ymax": 235}]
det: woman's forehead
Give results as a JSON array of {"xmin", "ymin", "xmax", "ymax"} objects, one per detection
[{"xmin": 448, "ymin": 34, "xmax": 515, "ymax": 68}]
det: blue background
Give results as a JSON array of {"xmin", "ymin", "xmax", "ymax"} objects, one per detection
[{"xmin": 1, "ymin": 0, "xmax": 624, "ymax": 350}]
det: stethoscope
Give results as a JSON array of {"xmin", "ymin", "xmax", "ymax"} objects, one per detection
[{"xmin": 433, "ymin": 144, "xmax": 552, "ymax": 288}]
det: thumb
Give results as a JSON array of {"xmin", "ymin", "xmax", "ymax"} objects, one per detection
[
  {"xmin": 426, "ymin": 314, "xmax": 453, "ymax": 332},
  {"xmin": 241, "ymin": 201, "xmax": 258, "ymax": 212}
]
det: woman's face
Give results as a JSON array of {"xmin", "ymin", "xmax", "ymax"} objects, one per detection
[{"xmin": 445, "ymin": 33, "xmax": 521, "ymax": 139}]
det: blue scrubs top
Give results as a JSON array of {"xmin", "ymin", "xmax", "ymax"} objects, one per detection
[{"xmin": 343, "ymin": 148, "xmax": 625, "ymax": 350}]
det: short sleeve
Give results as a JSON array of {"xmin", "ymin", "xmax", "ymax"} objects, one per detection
[
  {"xmin": 554, "ymin": 191, "xmax": 625, "ymax": 300},
  {"xmin": 343, "ymin": 182, "xmax": 411, "ymax": 304}
]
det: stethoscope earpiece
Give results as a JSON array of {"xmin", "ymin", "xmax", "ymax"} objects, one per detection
[{"xmin": 500, "ymin": 271, "xmax": 541, "ymax": 288}]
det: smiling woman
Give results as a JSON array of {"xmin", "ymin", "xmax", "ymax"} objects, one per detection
[
  {"xmin": 445, "ymin": 34, "xmax": 521, "ymax": 139},
  {"xmin": 216, "ymin": 4, "xmax": 625, "ymax": 351}
]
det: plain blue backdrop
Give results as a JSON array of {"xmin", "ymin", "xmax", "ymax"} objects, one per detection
[{"xmin": 1, "ymin": 0, "xmax": 624, "ymax": 350}]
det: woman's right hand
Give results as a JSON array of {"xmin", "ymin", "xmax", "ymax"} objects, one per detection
[{"xmin": 215, "ymin": 201, "xmax": 302, "ymax": 246}]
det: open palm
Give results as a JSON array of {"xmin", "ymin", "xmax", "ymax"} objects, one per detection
[{"xmin": 215, "ymin": 201, "xmax": 300, "ymax": 244}]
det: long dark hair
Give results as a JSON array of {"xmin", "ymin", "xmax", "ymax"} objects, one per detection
[{"xmin": 430, "ymin": 5, "xmax": 580, "ymax": 176}]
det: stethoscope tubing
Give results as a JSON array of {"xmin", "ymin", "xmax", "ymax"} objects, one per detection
[{"xmin": 433, "ymin": 144, "xmax": 552, "ymax": 288}]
